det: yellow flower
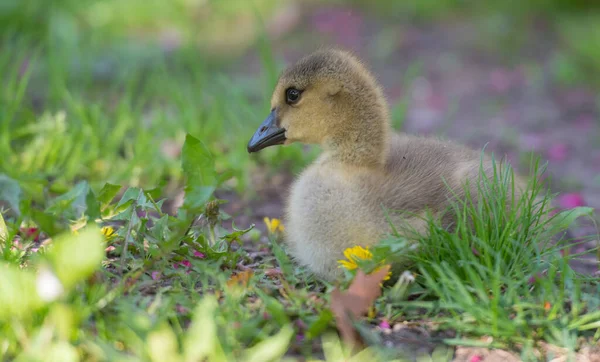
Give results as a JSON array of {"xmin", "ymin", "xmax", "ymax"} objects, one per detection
[
  {"xmin": 338, "ymin": 245, "xmax": 391, "ymax": 280},
  {"xmin": 338, "ymin": 245, "xmax": 372, "ymax": 270},
  {"xmin": 101, "ymin": 226, "xmax": 116, "ymax": 239},
  {"xmin": 264, "ymin": 217, "xmax": 284, "ymax": 234},
  {"xmin": 374, "ymin": 265, "xmax": 392, "ymax": 281}
]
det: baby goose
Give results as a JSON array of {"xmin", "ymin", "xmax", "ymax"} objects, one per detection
[{"xmin": 248, "ymin": 49, "xmax": 524, "ymax": 281}]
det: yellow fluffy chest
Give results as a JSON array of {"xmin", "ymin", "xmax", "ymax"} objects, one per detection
[{"xmin": 284, "ymin": 164, "xmax": 388, "ymax": 279}]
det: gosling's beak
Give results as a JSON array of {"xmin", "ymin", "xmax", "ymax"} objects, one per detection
[{"xmin": 247, "ymin": 109, "xmax": 286, "ymax": 153}]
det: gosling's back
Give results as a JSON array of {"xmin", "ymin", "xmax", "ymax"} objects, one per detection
[{"xmin": 285, "ymin": 133, "xmax": 498, "ymax": 280}]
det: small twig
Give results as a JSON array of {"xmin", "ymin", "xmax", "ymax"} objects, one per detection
[{"xmin": 146, "ymin": 192, "xmax": 165, "ymax": 217}]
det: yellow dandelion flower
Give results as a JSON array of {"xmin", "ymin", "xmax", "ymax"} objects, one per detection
[
  {"xmin": 101, "ymin": 226, "xmax": 116, "ymax": 239},
  {"xmin": 374, "ymin": 265, "xmax": 392, "ymax": 281},
  {"xmin": 264, "ymin": 217, "xmax": 285, "ymax": 234},
  {"xmin": 338, "ymin": 245, "xmax": 372, "ymax": 270},
  {"xmin": 338, "ymin": 246, "xmax": 392, "ymax": 281}
]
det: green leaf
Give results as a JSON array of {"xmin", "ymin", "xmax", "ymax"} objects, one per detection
[
  {"xmin": 306, "ymin": 309, "xmax": 333, "ymax": 340},
  {"xmin": 46, "ymin": 180, "xmax": 88, "ymax": 218},
  {"xmin": 31, "ymin": 209, "xmax": 62, "ymax": 236},
  {"xmin": 262, "ymin": 293, "xmax": 290, "ymax": 326},
  {"xmin": 43, "ymin": 342, "xmax": 79, "ymax": 362},
  {"xmin": 271, "ymin": 240, "xmax": 294, "ymax": 277},
  {"xmin": 217, "ymin": 169, "xmax": 235, "ymax": 186},
  {"xmin": 553, "ymin": 206, "xmax": 595, "ymax": 230},
  {"xmin": 86, "ymin": 189, "xmax": 101, "ymax": 221},
  {"xmin": 181, "ymin": 134, "xmax": 217, "ymax": 210},
  {"xmin": 0, "ymin": 263, "xmax": 42, "ymax": 320},
  {"xmin": 46, "ymin": 226, "xmax": 104, "ymax": 290},
  {"xmin": 220, "ymin": 222, "xmax": 254, "ymax": 245},
  {"xmin": 0, "ymin": 212, "xmax": 7, "ymax": 243},
  {"xmin": 144, "ymin": 190, "xmax": 161, "ymax": 204},
  {"xmin": 97, "ymin": 183, "xmax": 122, "ymax": 205},
  {"xmin": 148, "ymin": 323, "xmax": 181, "ymax": 362},
  {"xmin": 116, "ymin": 187, "xmax": 142, "ymax": 209},
  {"xmin": 242, "ymin": 325, "xmax": 294, "ymax": 362},
  {"xmin": 184, "ymin": 296, "xmax": 227, "ymax": 362},
  {"xmin": 0, "ymin": 174, "xmax": 22, "ymax": 215}
]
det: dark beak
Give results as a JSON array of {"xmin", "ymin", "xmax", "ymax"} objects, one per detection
[{"xmin": 247, "ymin": 109, "xmax": 286, "ymax": 153}]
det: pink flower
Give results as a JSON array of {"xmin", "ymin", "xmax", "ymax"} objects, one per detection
[
  {"xmin": 547, "ymin": 143, "xmax": 568, "ymax": 162},
  {"xmin": 193, "ymin": 251, "xmax": 205, "ymax": 258},
  {"xmin": 528, "ymin": 273, "xmax": 542, "ymax": 284},
  {"xmin": 20, "ymin": 227, "xmax": 40, "ymax": 241},
  {"xmin": 173, "ymin": 260, "xmax": 192, "ymax": 273},
  {"xmin": 470, "ymin": 355, "xmax": 484, "ymax": 362},
  {"xmin": 151, "ymin": 271, "xmax": 161, "ymax": 281},
  {"xmin": 379, "ymin": 320, "xmax": 391, "ymax": 329},
  {"xmin": 557, "ymin": 193, "xmax": 585, "ymax": 209}
]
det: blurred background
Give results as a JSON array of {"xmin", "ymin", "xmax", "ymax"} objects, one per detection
[{"xmin": 1, "ymin": 0, "xmax": 599, "ymax": 237}]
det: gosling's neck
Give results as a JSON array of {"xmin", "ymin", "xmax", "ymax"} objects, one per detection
[{"xmin": 322, "ymin": 114, "xmax": 391, "ymax": 169}]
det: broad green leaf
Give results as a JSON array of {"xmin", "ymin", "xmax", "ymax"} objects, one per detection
[
  {"xmin": 553, "ymin": 206, "xmax": 594, "ymax": 230},
  {"xmin": 85, "ymin": 189, "xmax": 101, "ymax": 221},
  {"xmin": 97, "ymin": 182, "xmax": 122, "ymax": 205},
  {"xmin": 181, "ymin": 134, "xmax": 217, "ymax": 210},
  {"xmin": 46, "ymin": 226, "xmax": 104, "ymax": 290},
  {"xmin": 48, "ymin": 303, "xmax": 76, "ymax": 340},
  {"xmin": 0, "ymin": 263, "xmax": 42, "ymax": 320},
  {"xmin": 0, "ymin": 174, "xmax": 22, "ymax": 215},
  {"xmin": 44, "ymin": 342, "xmax": 79, "ymax": 362},
  {"xmin": 184, "ymin": 296, "xmax": 227, "ymax": 362},
  {"xmin": 46, "ymin": 180, "xmax": 88, "ymax": 217},
  {"xmin": 216, "ymin": 169, "xmax": 235, "ymax": 186},
  {"xmin": 148, "ymin": 323, "xmax": 181, "ymax": 362},
  {"xmin": 242, "ymin": 325, "xmax": 294, "ymax": 362},
  {"xmin": 116, "ymin": 187, "xmax": 142, "ymax": 208},
  {"xmin": 31, "ymin": 209, "xmax": 61, "ymax": 236}
]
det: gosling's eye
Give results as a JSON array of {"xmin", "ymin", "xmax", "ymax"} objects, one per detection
[{"xmin": 286, "ymin": 88, "xmax": 301, "ymax": 104}]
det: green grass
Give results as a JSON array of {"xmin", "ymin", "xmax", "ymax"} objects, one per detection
[
  {"xmin": 379, "ymin": 159, "xmax": 598, "ymax": 351},
  {"xmin": 1, "ymin": 1, "xmax": 600, "ymax": 361}
]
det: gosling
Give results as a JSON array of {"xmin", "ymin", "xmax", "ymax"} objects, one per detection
[{"xmin": 247, "ymin": 49, "xmax": 526, "ymax": 281}]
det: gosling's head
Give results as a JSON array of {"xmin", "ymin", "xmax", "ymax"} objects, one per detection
[{"xmin": 247, "ymin": 49, "xmax": 390, "ymax": 164}]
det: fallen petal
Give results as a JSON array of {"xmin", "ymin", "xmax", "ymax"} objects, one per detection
[
  {"xmin": 557, "ymin": 192, "xmax": 585, "ymax": 209},
  {"xmin": 470, "ymin": 355, "xmax": 484, "ymax": 362},
  {"xmin": 379, "ymin": 320, "xmax": 391, "ymax": 329}
]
